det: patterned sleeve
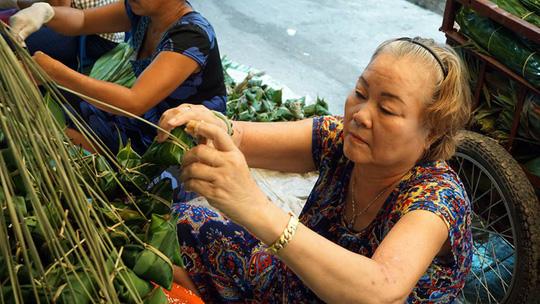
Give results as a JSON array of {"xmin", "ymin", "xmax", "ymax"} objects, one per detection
[
  {"xmin": 161, "ymin": 24, "xmax": 211, "ymax": 68},
  {"xmin": 398, "ymin": 177, "xmax": 471, "ymax": 265},
  {"xmin": 311, "ymin": 115, "xmax": 344, "ymax": 171}
]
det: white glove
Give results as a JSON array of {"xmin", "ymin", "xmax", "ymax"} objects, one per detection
[
  {"xmin": 9, "ymin": 2, "xmax": 54, "ymax": 42},
  {"xmin": 0, "ymin": 0, "xmax": 18, "ymax": 9}
]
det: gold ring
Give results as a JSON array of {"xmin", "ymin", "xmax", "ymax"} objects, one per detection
[{"xmin": 186, "ymin": 105, "xmax": 192, "ymax": 110}]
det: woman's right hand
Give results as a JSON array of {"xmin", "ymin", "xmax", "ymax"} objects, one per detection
[
  {"xmin": 9, "ymin": 2, "xmax": 54, "ymax": 43},
  {"xmin": 156, "ymin": 104, "xmax": 229, "ymax": 143}
]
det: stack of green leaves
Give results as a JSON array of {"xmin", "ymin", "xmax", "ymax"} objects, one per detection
[
  {"xmin": 490, "ymin": 0, "xmax": 540, "ymax": 28},
  {"xmin": 456, "ymin": 7, "xmax": 540, "ymax": 89},
  {"xmin": 520, "ymin": 93, "xmax": 540, "ymax": 143},
  {"xmin": 464, "ymin": 55, "xmax": 540, "ymax": 145},
  {"xmin": 490, "ymin": 0, "xmax": 540, "ymax": 50},
  {"xmin": 0, "ymin": 22, "xmax": 194, "ymax": 303},
  {"xmin": 89, "ymin": 42, "xmax": 136, "ymax": 88},
  {"xmin": 225, "ymin": 73, "xmax": 331, "ymax": 122},
  {"xmin": 520, "ymin": 0, "xmax": 540, "ymax": 15},
  {"xmin": 459, "ymin": 48, "xmax": 540, "ymax": 179}
]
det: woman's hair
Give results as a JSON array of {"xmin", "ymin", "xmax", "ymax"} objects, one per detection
[{"xmin": 370, "ymin": 37, "xmax": 472, "ymax": 162}]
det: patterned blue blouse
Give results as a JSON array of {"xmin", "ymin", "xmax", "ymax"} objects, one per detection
[
  {"xmin": 65, "ymin": 2, "xmax": 226, "ymax": 155},
  {"xmin": 174, "ymin": 116, "xmax": 472, "ymax": 303},
  {"xmin": 126, "ymin": 1, "xmax": 226, "ymax": 114}
]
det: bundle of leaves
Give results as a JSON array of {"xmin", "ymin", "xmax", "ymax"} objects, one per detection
[
  {"xmin": 89, "ymin": 42, "xmax": 136, "ymax": 88},
  {"xmin": 225, "ymin": 75, "xmax": 331, "ymax": 122},
  {"xmin": 458, "ymin": 48, "xmax": 540, "ymax": 179},
  {"xmin": 456, "ymin": 8, "xmax": 540, "ymax": 89},
  {"xmin": 0, "ymin": 22, "xmax": 195, "ymax": 303},
  {"xmin": 520, "ymin": 0, "xmax": 540, "ymax": 15},
  {"xmin": 490, "ymin": 0, "xmax": 540, "ymax": 28},
  {"xmin": 223, "ymin": 60, "xmax": 332, "ymax": 122}
]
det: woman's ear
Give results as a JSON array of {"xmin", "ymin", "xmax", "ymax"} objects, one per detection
[{"xmin": 423, "ymin": 128, "xmax": 436, "ymax": 150}]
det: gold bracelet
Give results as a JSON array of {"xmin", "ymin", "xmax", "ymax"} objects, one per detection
[{"xmin": 267, "ymin": 213, "xmax": 300, "ymax": 254}]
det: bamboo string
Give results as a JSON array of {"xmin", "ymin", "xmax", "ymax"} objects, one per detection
[
  {"xmin": 522, "ymin": 51, "xmax": 537, "ymax": 78},
  {"xmin": 521, "ymin": 11, "xmax": 534, "ymax": 20},
  {"xmin": 487, "ymin": 27, "xmax": 502, "ymax": 53}
]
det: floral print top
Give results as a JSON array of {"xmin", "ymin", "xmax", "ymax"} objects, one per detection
[
  {"xmin": 175, "ymin": 115, "xmax": 472, "ymax": 303},
  {"xmin": 302, "ymin": 115, "xmax": 472, "ymax": 302}
]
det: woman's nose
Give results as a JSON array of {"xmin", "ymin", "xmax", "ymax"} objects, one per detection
[{"xmin": 352, "ymin": 104, "xmax": 372, "ymax": 129}]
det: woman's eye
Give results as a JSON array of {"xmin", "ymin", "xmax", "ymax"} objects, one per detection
[
  {"xmin": 380, "ymin": 106, "xmax": 395, "ymax": 115},
  {"xmin": 355, "ymin": 91, "xmax": 366, "ymax": 99}
]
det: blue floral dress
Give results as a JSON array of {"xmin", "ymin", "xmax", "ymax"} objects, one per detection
[
  {"xmin": 174, "ymin": 116, "xmax": 472, "ymax": 303},
  {"xmin": 65, "ymin": 1, "xmax": 227, "ymax": 155}
]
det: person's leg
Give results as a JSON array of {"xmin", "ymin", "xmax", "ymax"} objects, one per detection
[
  {"xmin": 25, "ymin": 27, "xmax": 79, "ymax": 70},
  {"xmin": 175, "ymin": 203, "xmax": 282, "ymax": 302},
  {"xmin": 173, "ymin": 265, "xmax": 201, "ymax": 296}
]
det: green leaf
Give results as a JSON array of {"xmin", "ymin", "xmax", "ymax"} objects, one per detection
[
  {"xmin": 44, "ymin": 92, "xmax": 67, "ymax": 128},
  {"xmin": 142, "ymin": 127, "xmax": 195, "ymax": 167},
  {"xmin": 143, "ymin": 287, "xmax": 168, "ymax": 304}
]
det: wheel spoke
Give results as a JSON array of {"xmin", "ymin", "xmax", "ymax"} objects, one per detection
[
  {"xmin": 451, "ymin": 152, "xmax": 521, "ymax": 303},
  {"xmin": 483, "ymin": 212, "xmax": 510, "ymax": 232},
  {"xmin": 469, "ymin": 161, "xmax": 476, "ymax": 192},
  {"xmin": 472, "ymin": 164, "xmax": 483, "ymax": 199},
  {"xmin": 486, "ymin": 190, "xmax": 498, "ymax": 228},
  {"xmin": 459, "ymin": 158, "xmax": 473, "ymax": 191},
  {"xmin": 474, "ymin": 193, "xmax": 502, "ymax": 221},
  {"xmin": 481, "ymin": 245, "xmax": 510, "ymax": 291},
  {"xmin": 469, "ymin": 266, "xmax": 499, "ymax": 303},
  {"xmin": 498, "ymin": 258, "xmax": 513, "ymax": 277},
  {"xmin": 456, "ymin": 157, "xmax": 466, "ymax": 178},
  {"xmin": 471, "ymin": 226, "xmax": 514, "ymax": 243},
  {"xmin": 489, "ymin": 240, "xmax": 510, "ymax": 292},
  {"xmin": 471, "ymin": 184, "xmax": 492, "ymax": 206},
  {"xmin": 477, "ymin": 245, "xmax": 493, "ymax": 304},
  {"xmin": 471, "ymin": 245, "xmax": 509, "ymax": 302}
]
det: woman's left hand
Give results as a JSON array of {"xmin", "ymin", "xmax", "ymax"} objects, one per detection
[
  {"xmin": 180, "ymin": 120, "xmax": 269, "ymax": 224},
  {"xmin": 180, "ymin": 120, "xmax": 268, "ymax": 224},
  {"xmin": 32, "ymin": 51, "xmax": 65, "ymax": 81}
]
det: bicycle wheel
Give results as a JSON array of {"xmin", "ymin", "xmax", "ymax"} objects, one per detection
[{"xmin": 448, "ymin": 131, "xmax": 540, "ymax": 303}]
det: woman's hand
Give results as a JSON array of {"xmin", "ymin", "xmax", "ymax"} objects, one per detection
[
  {"xmin": 179, "ymin": 120, "xmax": 269, "ymax": 224},
  {"xmin": 9, "ymin": 2, "xmax": 54, "ymax": 43},
  {"xmin": 157, "ymin": 104, "xmax": 228, "ymax": 143},
  {"xmin": 32, "ymin": 51, "xmax": 67, "ymax": 82}
]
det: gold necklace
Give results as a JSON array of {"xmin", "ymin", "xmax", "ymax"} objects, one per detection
[
  {"xmin": 348, "ymin": 178, "xmax": 392, "ymax": 230},
  {"xmin": 348, "ymin": 172, "xmax": 407, "ymax": 230}
]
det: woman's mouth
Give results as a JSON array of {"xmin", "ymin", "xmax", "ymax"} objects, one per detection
[{"xmin": 349, "ymin": 133, "xmax": 369, "ymax": 146}]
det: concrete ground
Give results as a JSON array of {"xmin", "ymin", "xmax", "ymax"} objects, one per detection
[{"xmin": 192, "ymin": 0, "xmax": 445, "ymax": 115}]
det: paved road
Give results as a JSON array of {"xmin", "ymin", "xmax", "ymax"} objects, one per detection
[{"xmin": 192, "ymin": 0, "xmax": 444, "ymax": 114}]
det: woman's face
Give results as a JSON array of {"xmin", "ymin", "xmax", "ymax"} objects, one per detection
[{"xmin": 343, "ymin": 53, "xmax": 435, "ymax": 169}]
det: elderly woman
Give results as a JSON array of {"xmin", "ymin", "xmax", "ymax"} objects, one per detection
[
  {"xmin": 158, "ymin": 37, "xmax": 472, "ymax": 303},
  {"xmin": 9, "ymin": 0, "xmax": 226, "ymax": 154}
]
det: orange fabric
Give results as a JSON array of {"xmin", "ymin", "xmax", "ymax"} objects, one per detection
[{"xmin": 163, "ymin": 283, "xmax": 204, "ymax": 304}]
